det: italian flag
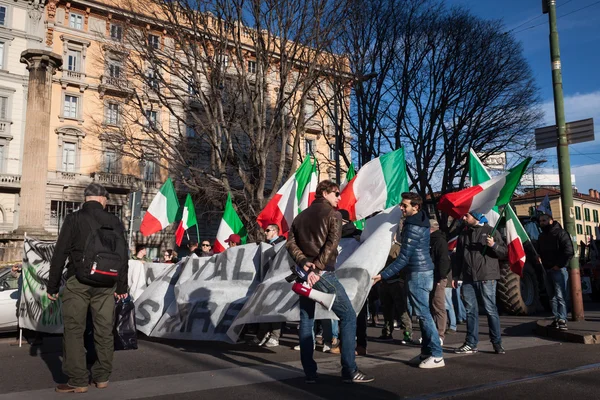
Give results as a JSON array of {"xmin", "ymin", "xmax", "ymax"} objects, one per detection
[
  {"xmin": 256, "ymin": 157, "xmax": 314, "ymax": 234},
  {"xmin": 213, "ymin": 193, "xmax": 248, "ymax": 253},
  {"xmin": 437, "ymin": 157, "xmax": 530, "ymax": 220},
  {"xmin": 175, "ymin": 194, "xmax": 198, "ymax": 246},
  {"xmin": 341, "ymin": 162, "xmax": 364, "ymax": 230},
  {"xmin": 338, "ymin": 148, "xmax": 409, "ymax": 221},
  {"xmin": 469, "ymin": 150, "xmax": 530, "ymax": 276},
  {"xmin": 140, "ymin": 178, "xmax": 180, "ymax": 236},
  {"xmin": 299, "ymin": 160, "xmax": 318, "ymax": 211}
]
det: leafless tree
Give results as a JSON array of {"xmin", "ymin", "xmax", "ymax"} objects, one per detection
[{"xmin": 94, "ymin": 0, "xmax": 347, "ymax": 236}]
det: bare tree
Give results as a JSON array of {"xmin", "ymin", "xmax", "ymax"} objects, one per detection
[{"xmin": 93, "ymin": 0, "xmax": 347, "ymax": 237}]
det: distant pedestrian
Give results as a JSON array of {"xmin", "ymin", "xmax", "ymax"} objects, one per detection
[
  {"xmin": 225, "ymin": 234, "xmax": 241, "ymax": 248},
  {"xmin": 453, "ymin": 212, "xmax": 507, "ymax": 355},
  {"xmin": 162, "ymin": 249, "xmax": 177, "ymax": 263},
  {"xmin": 196, "ymin": 240, "xmax": 214, "ymax": 257},
  {"xmin": 537, "ymin": 213, "xmax": 574, "ymax": 331},
  {"xmin": 47, "ymin": 183, "xmax": 128, "ymax": 393}
]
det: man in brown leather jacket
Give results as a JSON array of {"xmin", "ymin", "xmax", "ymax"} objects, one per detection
[{"xmin": 286, "ymin": 180, "xmax": 373, "ymax": 384}]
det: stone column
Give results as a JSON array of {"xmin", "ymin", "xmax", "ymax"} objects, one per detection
[{"xmin": 16, "ymin": 50, "xmax": 62, "ymax": 236}]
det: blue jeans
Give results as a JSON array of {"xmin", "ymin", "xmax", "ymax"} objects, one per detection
[
  {"xmin": 545, "ymin": 267, "xmax": 569, "ymax": 321},
  {"xmin": 462, "ymin": 281, "xmax": 502, "ymax": 346},
  {"xmin": 322, "ymin": 319, "xmax": 339, "ymax": 343},
  {"xmin": 406, "ymin": 271, "xmax": 443, "ymax": 358},
  {"xmin": 453, "ymin": 283, "xmax": 467, "ymax": 322},
  {"xmin": 299, "ymin": 272, "xmax": 357, "ymax": 378},
  {"xmin": 444, "ymin": 287, "xmax": 457, "ymax": 330}
]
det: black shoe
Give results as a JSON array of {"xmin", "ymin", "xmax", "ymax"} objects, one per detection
[
  {"xmin": 343, "ymin": 370, "xmax": 374, "ymax": 384},
  {"xmin": 558, "ymin": 320, "xmax": 568, "ymax": 331},
  {"xmin": 547, "ymin": 320, "xmax": 559, "ymax": 329},
  {"xmin": 373, "ymin": 335, "xmax": 394, "ymax": 342},
  {"xmin": 454, "ymin": 343, "xmax": 478, "ymax": 354},
  {"xmin": 493, "ymin": 343, "xmax": 506, "ymax": 354},
  {"xmin": 305, "ymin": 375, "xmax": 318, "ymax": 384}
]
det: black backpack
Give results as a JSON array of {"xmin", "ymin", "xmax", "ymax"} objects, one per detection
[{"xmin": 75, "ymin": 211, "xmax": 127, "ymax": 287}]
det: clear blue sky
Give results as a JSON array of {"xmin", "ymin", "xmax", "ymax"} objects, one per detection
[{"xmin": 447, "ymin": 0, "xmax": 600, "ymax": 193}]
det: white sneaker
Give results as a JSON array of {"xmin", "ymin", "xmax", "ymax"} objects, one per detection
[
  {"xmin": 419, "ymin": 356, "xmax": 445, "ymax": 369},
  {"xmin": 293, "ymin": 343, "xmax": 316, "ymax": 351},
  {"xmin": 322, "ymin": 343, "xmax": 331, "ymax": 353},
  {"xmin": 264, "ymin": 338, "xmax": 279, "ymax": 348},
  {"xmin": 440, "ymin": 338, "xmax": 444, "ymax": 346}
]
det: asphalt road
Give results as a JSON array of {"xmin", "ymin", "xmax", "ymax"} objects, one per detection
[{"xmin": 1, "ymin": 311, "xmax": 600, "ymax": 400}]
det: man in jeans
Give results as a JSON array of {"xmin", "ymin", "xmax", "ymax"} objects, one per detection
[
  {"xmin": 373, "ymin": 193, "xmax": 444, "ymax": 369},
  {"xmin": 453, "ymin": 212, "xmax": 507, "ymax": 355},
  {"xmin": 287, "ymin": 180, "xmax": 373, "ymax": 384},
  {"xmin": 537, "ymin": 213, "xmax": 573, "ymax": 330}
]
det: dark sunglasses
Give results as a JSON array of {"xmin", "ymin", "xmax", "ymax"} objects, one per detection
[
  {"xmin": 265, "ymin": 229, "xmax": 273, "ymax": 233},
  {"xmin": 331, "ymin": 191, "xmax": 341, "ymax": 197},
  {"xmin": 201, "ymin": 244, "xmax": 211, "ymax": 247}
]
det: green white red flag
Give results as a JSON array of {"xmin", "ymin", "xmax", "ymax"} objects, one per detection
[
  {"xmin": 256, "ymin": 157, "xmax": 314, "ymax": 234},
  {"xmin": 341, "ymin": 162, "xmax": 364, "ymax": 230},
  {"xmin": 140, "ymin": 178, "xmax": 180, "ymax": 236},
  {"xmin": 338, "ymin": 149, "xmax": 409, "ymax": 220},
  {"xmin": 468, "ymin": 150, "xmax": 530, "ymax": 276},
  {"xmin": 175, "ymin": 194, "xmax": 198, "ymax": 246},
  {"xmin": 213, "ymin": 193, "xmax": 247, "ymax": 253},
  {"xmin": 299, "ymin": 160, "xmax": 318, "ymax": 211},
  {"xmin": 438, "ymin": 157, "xmax": 530, "ymax": 220}
]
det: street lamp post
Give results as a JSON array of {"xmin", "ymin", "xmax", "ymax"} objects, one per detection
[
  {"xmin": 532, "ymin": 159, "xmax": 548, "ymax": 212},
  {"xmin": 58, "ymin": 184, "xmax": 69, "ymax": 234}
]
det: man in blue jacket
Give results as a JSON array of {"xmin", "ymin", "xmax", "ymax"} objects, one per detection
[{"xmin": 373, "ymin": 193, "xmax": 444, "ymax": 369}]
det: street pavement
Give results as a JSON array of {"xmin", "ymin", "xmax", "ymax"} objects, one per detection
[{"xmin": 1, "ymin": 308, "xmax": 600, "ymax": 400}]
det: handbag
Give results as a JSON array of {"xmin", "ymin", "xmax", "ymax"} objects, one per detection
[{"xmin": 113, "ymin": 296, "xmax": 138, "ymax": 351}]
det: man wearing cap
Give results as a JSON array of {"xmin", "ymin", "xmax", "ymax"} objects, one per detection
[
  {"xmin": 225, "ymin": 234, "xmax": 241, "ymax": 248},
  {"xmin": 47, "ymin": 183, "xmax": 128, "ymax": 393},
  {"xmin": 453, "ymin": 211, "xmax": 507, "ymax": 355}
]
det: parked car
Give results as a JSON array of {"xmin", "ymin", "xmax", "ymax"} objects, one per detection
[{"xmin": 0, "ymin": 267, "xmax": 19, "ymax": 332}]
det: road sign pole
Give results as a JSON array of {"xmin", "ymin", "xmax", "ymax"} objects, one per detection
[{"xmin": 545, "ymin": 0, "xmax": 584, "ymax": 321}]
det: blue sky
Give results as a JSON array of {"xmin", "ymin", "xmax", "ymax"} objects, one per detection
[{"xmin": 447, "ymin": 0, "xmax": 600, "ymax": 193}]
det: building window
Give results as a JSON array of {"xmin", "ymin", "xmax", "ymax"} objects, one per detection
[
  {"xmin": 186, "ymin": 124, "xmax": 196, "ymax": 138},
  {"xmin": 67, "ymin": 50, "xmax": 81, "ymax": 72},
  {"xmin": 305, "ymin": 100, "xmax": 314, "ymax": 121},
  {"xmin": 0, "ymin": 96, "xmax": 8, "ymax": 120},
  {"xmin": 593, "ymin": 210, "xmax": 598, "ymax": 223},
  {"xmin": 143, "ymin": 159, "xmax": 157, "ymax": 181},
  {"xmin": 62, "ymin": 142, "xmax": 76, "ymax": 172},
  {"xmin": 0, "ymin": 6, "xmax": 6, "ymax": 27},
  {"xmin": 0, "ymin": 42, "xmax": 4, "ymax": 69},
  {"xmin": 105, "ymin": 204, "xmax": 123, "ymax": 220},
  {"xmin": 248, "ymin": 60, "xmax": 256, "ymax": 74},
  {"xmin": 63, "ymin": 95, "xmax": 79, "ymax": 119},
  {"xmin": 0, "ymin": 145, "xmax": 4, "ymax": 172},
  {"xmin": 575, "ymin": 206, "xmax": 581, "ymax": 220},
  {"xmin": 109, "ymin": 63, "xmax": 121, "ymax": 78},
  {"xmin": 105, "ymin": 103, "xmax": 119, "ymax": 125},
  {"xmin": 148, "ymin": 34, "xmax": 160, "ymax": 49},
  {"xmin": 586, "ymin": 225, "xmax": 592, "ymax": 236},
  {"xmin": 147, "ymin": 69, "xmax": 159, "ymax": 89},
  {"xmin": 584, "ymin": 208, "xmax": 591, "ymax": 222},
  {"xmin": 103, "ymin": 149, "xmax": 118, "ymax": 173},
  {"xmin": 145, "ymin": 110, "xmax": 158, "ymax": 128},
  {"xmin": 577, "ymin": 224, "xmax": 583, "ymax": 235},
  {"xmin": 305, "ymin": 139, "xmax": 315, "ymax": 155},
  {"xmin": 69, "ymin": 13, "xmax": 84, "ymax": 30},
  {"xmin": 110, "ymin": 24, "xmax": 122, "ymax": 41},
  {"xmin": 329, "ymin": 146, "xmax": 336, "ymax": 161},
  {"xmin": 50, "ymin": 200, "xmax": 82, "ymax": 226}
]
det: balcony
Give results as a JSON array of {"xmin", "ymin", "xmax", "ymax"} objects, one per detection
[
  {"xmin": 0, "ymin": 173, "xmax": 21, "ymax": 192},
  {"xmin": 92, "ymin": 172, "xmax": 139, "ymax": 189},
  {"xmin": 98, "ymin": 75, "xmax": 134, "ymax": 98},
  {"xmin": 60, "ymin": 70, "xmax": 88, "ymax": 92},
  {"xmin": 0, "ymin": 120, "xmax": 11, "ymax": 136}
]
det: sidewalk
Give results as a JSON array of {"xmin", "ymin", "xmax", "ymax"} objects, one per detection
[{"xmin": 534, "ymin": 302, "xmax": 600, "ymax": 344}]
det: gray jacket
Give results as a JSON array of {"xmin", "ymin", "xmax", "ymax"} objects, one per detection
[{"xmin": 453, "ymin": 223, "xmax": 507, "ymax": 282}]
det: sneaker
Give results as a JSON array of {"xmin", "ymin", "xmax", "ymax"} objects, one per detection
[
  {"xmin": 418, "ymin": 337, "xmax": 423, "ymax": 344},
  {"xmin": 263, "ymin": 338, "xmax": 279, "ymax": 348},
  {"xmin": 445, "ymin": 328, "xmax": 456, "ymax": 334},
  {"xmin": 329, "ymin": 343, "xmax": 341, "ymax": 354},
  {"xmin": 55, "ymin": 384, "xmax": 88, "ymax": 393},
  {"xmin": 419, "ymin": 356, "xmax": 445, "ymax": 369},
  {"xmin": 547, "ymin": 320, "xmax": 559, "ymax": 329},
  {"xmin": 454, "ymin": 343, "xmax": 478, "ymax": 354},
  {"xmin": 305, "ymin": 375, "xmax": 318, "ymax": 384},
  {"xmin": 322, "ymin": 343, "xmax": 331, "ymax": 352},
  {"xmin": 374, "ymin": 334, "xmax": 394, "ymax": 342},
  {"xmin": 400, "ymin": 331, "xmax": 413, "ymax": 345},
  {"xmin": 293, "ymin": 343, "xmax": 315, "ymax": 351},
  {"xmin": 440, "ymin": 338, "xmax": 444, "ymax": 346},
  {"xmin": 248, "ymin": 336, "xmax": 268, "ymax": 346},
  {"xmin": 493, "ymin": 343, "xmax": 505, "ymax": 354},
  {"xmin": 343, "ymin": 370, "xmax": 374, "ymax": 384},
  {"xmin": 558, "ymin": 319, "xmax": 568, "ymax": 331}
]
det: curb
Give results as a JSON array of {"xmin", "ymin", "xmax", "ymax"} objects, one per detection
[{"xmin": 534, "ymin": 320, "xmax": 600, "ymax": 344}]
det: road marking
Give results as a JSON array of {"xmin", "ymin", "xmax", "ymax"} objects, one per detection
[
  {"xmin": 0, "ymin": 336, "xmax": 557, "ymax": 400},
  {"xmin": 406, "ymin": 362, "xmax": 600, "ymax": 400}
]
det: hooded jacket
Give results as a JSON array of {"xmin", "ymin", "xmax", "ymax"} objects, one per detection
[
  {"xmin": 380, "ymin": 210, "xmax": 434, "ymax": 279},
  {"xmin": 537, "ymin": 221, "xmax": 574, "ymax": 269},
  {"xmin": 430, "ymin": 230, "xmax": 451, "ymax": 282},
  {"xmin": 453, "ymin": 222, "xmax": 507, "ymax": 282}
]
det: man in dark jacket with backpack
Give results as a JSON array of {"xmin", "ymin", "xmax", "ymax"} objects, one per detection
[
  {"xmin": 453, "ymin": 211, "xmax": 507, "ymax": 356},
  {"xmin": 373, "ymin": 193, "xmax": 444, "ymax": 369},
  {"xmin": 47, "ymin": 183, "xmax": 128, "ymax": 393}
]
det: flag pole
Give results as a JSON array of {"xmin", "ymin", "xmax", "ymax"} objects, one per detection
[{"xmin": 195, "ymin": 224, "xmax": 200, "ymax": 242}]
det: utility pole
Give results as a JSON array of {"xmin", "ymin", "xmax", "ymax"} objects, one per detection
[{"xmin": 544, "ymin": 0, "xmax": 584, "ymax": 321}]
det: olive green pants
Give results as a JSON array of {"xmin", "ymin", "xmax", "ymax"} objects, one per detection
[{"xmin": 62, "ymin": 276, "xmax": 115, "ymax": 387}]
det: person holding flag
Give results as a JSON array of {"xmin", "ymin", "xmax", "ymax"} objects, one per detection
[{"xmin": 452, "ymin": 211, "xmax": 507, "ymax": 355}]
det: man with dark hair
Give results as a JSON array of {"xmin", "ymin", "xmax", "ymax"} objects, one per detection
[
  {"xmin": 287, "ymin": 180, "xmax": 373, "ymax": 384},
  {"xmin": 453, "ymin": 211, "xmax": 507, "ymax": 355},
  {"xmin": 132, "ymin": 244, "xmax": 148, "ymax": 261},
  {"xmin": 373, "ymin": 192, "xmax": 444, "ymax": 369},
  {"xmin": 47, "ymin": 183, "xmax": 128, "ymax": 393},
  {"xmin": 196, "ymin": 240, "xmax": 214, "ymax": 257},
  {"xmin": 537, "ymin": 213, "xmax": 573, "ymax": 330}
]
